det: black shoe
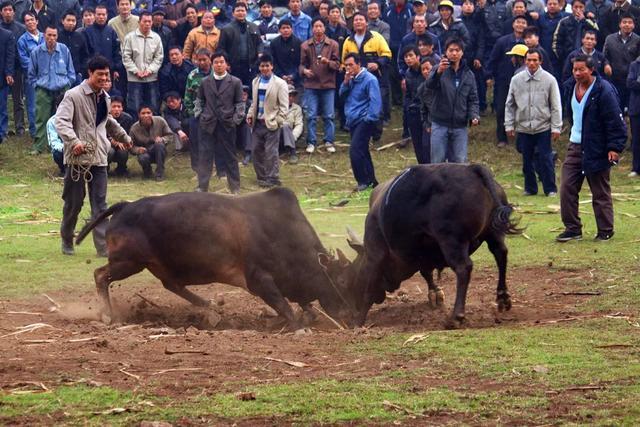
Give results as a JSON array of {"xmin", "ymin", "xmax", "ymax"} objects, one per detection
[
  {"xmin": 155, "ymin": 174, "xmax": 165, "ymax": 182},
  {"xmin": 16, "ymin": 129, "xmax": 25, "ymax": 136},
  {"xmin": 7, "ymin": 130, "xmax": 15, "ymax": 136},
  {"xmin": 61, "ymin": 241, "xmax": 74, "ymax": 255},
  {"xmin": 594, "ymin": 231, "xmax": 614, "ymax": 241},
  {"xmin": 556, "ymin": 230, "xmax": 583, "ymax": 242},
  {"xmin": 354, "ymin": 184, "xmax": 370, "ymax": 192},
  {"xmin": 97, "ymin": 247, "xmax": 108, "ymax": 257}
]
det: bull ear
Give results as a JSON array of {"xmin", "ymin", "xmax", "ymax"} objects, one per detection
[
  {"xmin": 318, "ymin": 253, "xmax": 331, "ymax": 270},
  {"xmin": 336, "ymin": 248, "xmax": 351, "ymax": 266}
]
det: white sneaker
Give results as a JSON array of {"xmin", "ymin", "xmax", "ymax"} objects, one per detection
[
  {"xmin": 325, "ymin": 143, "xmax": 336, "ymax": 153},
  {"xmin": 629, "ymin": 171, "xmax": 638, "ymax": 178},
  {"xmin": 306, "ymin": 144, "xmax": 315, "ymax": 153}
]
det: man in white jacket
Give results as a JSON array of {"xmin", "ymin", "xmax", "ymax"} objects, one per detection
[
  {"xmin": 505, "ymin": 47, "xmax": 562, "ymax": 197},
  {"xmin": 121, "ymin": 11, "xmax": 163, "ymax": 115}
]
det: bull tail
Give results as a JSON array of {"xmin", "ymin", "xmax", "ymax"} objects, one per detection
[
  {"xmin": 75, "ymin": 202, "xmax": 129, "ymax": 245},
  {"xmin": 470, "ymin": 164, "xmax": 523, "ymax": 236}
]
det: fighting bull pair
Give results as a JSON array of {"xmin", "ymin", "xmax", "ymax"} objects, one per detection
[{"xmin": 76, "ymin": 163, "xmax": 520, "ymax": 329}]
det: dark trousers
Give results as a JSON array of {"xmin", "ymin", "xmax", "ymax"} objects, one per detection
[
  {"xmin": 198, "ymin": 125, "xmax": 240, "ymax": 192},
  {"xmin": 349, "ymin": 120, "xmax": 377, "ymax": 186},
  {"xmin": 612, "ymin": 80, "xmax": 629, "ymax": 114},
  {"xmin": 189, "ymin": 116, "xmax": 200, "ymax": 172},
  {"xmin": 630, "ymin": 115, "xmax": 640, "ymax": 173},
  {"xmin": 53, "ymin": 150, "xmax": 64, "ymax": 174},
  {"xmin": 11, "ymin": 68, "xmax": 24, "ymax": 133},
  {"xmin": 137, "ymin": 143, "xmax": 166, "ymax": 178},
  {"xmin": 252, "ymin": 120, "xmax": 281, "ymax": 184},
  {"xmin": 107, "ymin": 147, "xmax": 129, "ymax": 173},
  {"xmin": 473, "ymin": 66, "xmax": 487, "ymax": 112},
  {"xmin": 406, "ymin": 109, "xmax": 428, "ymax": 164},
  {"xmin": 127, "ymin": 81, "xmax": 160, "ymax": 115},
  {"xmin": 60, "ymin": 165, "xmax": 107, "ymax": 252},
  {"xmin": 519, "ymin": 131, "xmax": 557, "ymax": 195},
  {"xmin": 493, "ymin": 80, "xmax": 509, "ymax": 143},
  {"xmin": 389, "ymin": 48, "xmax": 403, "ymax": 106},
  {"xmin": 381, "ymin": 84, "xmax": 390, "ymax": 122},
  {"xmin": 560, "ymin": 143, "xmax": 614, "ymax": 234}
]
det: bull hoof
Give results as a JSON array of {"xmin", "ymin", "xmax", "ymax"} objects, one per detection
[
  {"xmin": 445, "ymin": 315, "xmax": 465, "ymax": 330},
  {"xmin": 301, "ymin": 310, "xmax": 317, "ymax": 326},
  {"xmin": 497, "ymin": 294, "xmax": 512, "ymax": 312},
  {"xmin": 100, "ymin": 312, "xmax": 112, "ymax": 325},
  {"xmin": 428, "ymin": 289, "xmax": 446, "ymax": 308}
]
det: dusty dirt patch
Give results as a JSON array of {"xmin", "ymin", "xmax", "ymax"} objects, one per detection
[{"xmin": 0, "ymin": 265, "xmax": 609, "ymax": 423}]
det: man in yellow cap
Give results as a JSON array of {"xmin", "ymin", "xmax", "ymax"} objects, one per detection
[{"xmin": 430, "ymin": 0, "xmax": 471, "ymax": 51}]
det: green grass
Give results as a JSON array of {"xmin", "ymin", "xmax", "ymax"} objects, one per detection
[{"xmin": 2, "ymin": 109, "xmax": 640, "ymax": 424}]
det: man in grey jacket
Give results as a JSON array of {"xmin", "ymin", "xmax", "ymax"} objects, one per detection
[
  {"xmin": 425, "ymin": 38, "xmax": 480, "ymax": 163},
  {"xmin": 195, "ymin": 51, "xmax": 245, "ymax": 194},
  {"xmin": 55, "ymin": 55, "xmax": 132, "ymax": 256},
  {"xmin": 505, "ymin": 47, "xmax": 561, "ymax": 196}
]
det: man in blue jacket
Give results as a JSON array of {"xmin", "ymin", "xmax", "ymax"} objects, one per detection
[
  {"xmin": 557, "ymin": 55, "xmax": 627, "ymax": 242},
  {"xmin": 340, "ymin": 52, "xmax": 382, "ymax": 192}
]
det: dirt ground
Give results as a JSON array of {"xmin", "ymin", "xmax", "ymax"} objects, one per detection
[{"xmin": 0, "ymin": 266, "xmax": 603, "ymax": 424}]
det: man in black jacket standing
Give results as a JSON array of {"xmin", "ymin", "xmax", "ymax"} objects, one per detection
[
  {"xmin": 0, "ymin": 1, "xmax": 24, "ymax": 136},
  {"xmin": 425, "ymin": 38, "xmax": 479, "ymax": 163},
  {"xmin": 269, "ymin": 20, "xmax": 302, "ymax": 88},
  {"xmin": 58, "ymin": 11, "xmax": 89, "ymax": 86},
  {"xmin": 158, "ymin": 46, "xmax": 195, "ymax": 99},
  {"xmin": 195, "ymin": 51, "xmax": 245, "ymax": 193},
  {"xmin": 218, "ymin": 3, "xmax": 262, "ymax": 87},
  {"xmin": 603, "ymin": 13, "xmax": 640, "ymax": 113}
]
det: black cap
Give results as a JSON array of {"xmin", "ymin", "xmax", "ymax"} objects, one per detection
[
  {"xmin": 164, "ymin": 90, "xmax": 180, "ymax": 100},
  {"xmin": 152, "ymin": 9, "xmax": 166, "ymax": 16}
]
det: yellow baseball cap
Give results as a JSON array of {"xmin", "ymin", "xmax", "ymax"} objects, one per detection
[
  {"xmin": 506, "ymin": 44, "xmax": 529, "ymax": 57},
  {"xmin": 438, "ymin": 0, "xmax": 455, "ymax": 9}
]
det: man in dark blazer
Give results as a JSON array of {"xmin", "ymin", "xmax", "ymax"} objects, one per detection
[
  {"xmin": 0, "ymin": 25, "xmax": 15, "ymax": 143},
  {"xmin": 195, "ymin": 51, "xmax": 245, "ymax": 194}
]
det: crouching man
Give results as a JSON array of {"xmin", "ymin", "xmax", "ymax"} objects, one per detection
[
  {"xmin": 55, "ymin": 56, "xmax": 132, "ymax": 256},
  {"xmin": 129, "ymin": 105, "xmax": 174, "ymax": 181}
]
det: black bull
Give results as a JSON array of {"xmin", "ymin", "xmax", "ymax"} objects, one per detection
[
  {"xmin": 75, "ymin": 188, "xmax": 355, "ymax": 328},
  {"xmin": 344, "ymin": 164, "xmax": 521, "ymax": 328}
]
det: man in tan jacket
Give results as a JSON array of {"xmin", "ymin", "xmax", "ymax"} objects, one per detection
[
  {"xmin": 247, "ymin": 53, "xmax": 289, "ymax": 187},
  {"xmin": 183, "ymin": 11, "xmax": 220, "ymax": 61},
  {"xmin": 55, "ymin": 55, "xmax": 132, "ymax": 257}
]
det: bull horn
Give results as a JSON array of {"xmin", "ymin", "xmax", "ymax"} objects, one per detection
[{"xmin": 346, "ymin": 226, "xmax": 363, "ymax": 245}]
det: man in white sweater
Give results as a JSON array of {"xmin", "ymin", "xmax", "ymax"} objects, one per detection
[{"xmin": 505, "ymin": 47, "xmax": 562, "ymax": 197}]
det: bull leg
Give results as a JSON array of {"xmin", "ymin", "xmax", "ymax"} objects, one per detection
[
  {"xmin": 247, "ymin": 269, "xmax": 299, "ymax": 330},
  {"xmin": 439, "ymin": 241, "xmax": 473, "ymax": 329},
  {"xmin": 94, "ymin": 261, "xmax": 144, "ymax": 324},
  {"xmin": 299, "ymin": 303, "xmax": 317, "ymax": 326},
  {"xmin": 161, "ymin": 281, "xmax": 210, "ymax": 307},
  {"xmin": 487, "ymin": 237, "xmax": 511, "ymax": 312},
  {"xmin": 420, "ymin": 268, "xmax": 445, "ymax": 308}
]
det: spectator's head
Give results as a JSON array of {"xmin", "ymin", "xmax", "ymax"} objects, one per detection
[
  {"xmin": 461, "ymin": 0, "xmax": 474, "ymax": 15},
  {"xmin": 152, "ymin": 9, "xmax": 165, "ymax": 27},
  {"xmin": 103, "ymin": 73, "xmax": 112, "ymax": 91},
  {"xmin": 396, "ymin": 0, "xmax": 406, "ymax": 6},
  {"xmin": 82, "ymin": 7, "xmax": 95, "ymax": 27},
  {"xmin": 444, "ymin": 37, "xmax": 464, "ymax": 64},
  {"xmin": 328, "ymin": 5, "xmax": 341, "ymax": 24},
  {"xmin": 168, "ymin": 46, "xmax": 184, "ymax": 65},
  {"xmin": 523, "ymin": 25, "xmax": 539, "ymax": 48},
  {"xmin": 581, "ymin": 29, "xmax": 598, "ymax": 50},
  {"xmin": 546, "ymin": 0, "xmax": 560, "ymax": 15},
  {"xmin": 619, "ymin": 12, "xmax": 635, "ymax": 35},
  {"xmin": 319, "ymin": 1, "xmax": 329, "ymax": 18},
  {"xmin": 571, "ymin": 0, "xmax": 586, "ymax": 18},
  {"xmin": 344, "ymin": 52, "xmax": 362, "ymax": 76},
  {"xmin": 403, "ymin": 45, "xmax": 420, "ymax": 69},
  {"xmin": 233, "ymin": 2, "xmax": 248, "ymax": 21},
  {"xmin": 312, "ymin": 17, "xmax": 326, "ymax": 38},
  {"xmin": 211, "ymin": 51, "xmax": 228, "ymax": 75},
  {"xmin": 289, "ymin": 0, "xmax": 302, "ymax": 14},
  {"xmin": 164, "ymin": 92, "xmax": 182, "ymax": 110},
  {"xmin": 61, "ymin": 11, "xmax": 77, "ymax": 32},
  {"xmin": 200, "ymin": 10, "xmax": 215, "ymax": 29},
  {"xmin": 512, "ymin": 15, "xmax": 528, "ymax": 35},
  {"xmin": 138, "ymin": 105, "xmax": 154, "ymax": 126},
  {"xmin": 511, "ymin": 0, "xmax": 526, "ymax": 16},
  {"xmin": 184, "ymin": 4, "xmax": 198, "ymax": 24},
  {"xmin": 139, "ymin": 11, "xmax": 152, "ymax": 34},
  {"xmin": 506, "ymin": 43, "xmax": 527, "ymax": 67},
  {"xmin": 23, "ymin": 11, "xmax": 38, "ymax": 32},
  {"xmin": 367, "ymin": 2, "xmax": 381, "ymax": 20},
  {"xmin": 87, "ymin": 55, "xmax": 111, "ymax": 91},
  {"xmin": 278, "ymin": 19, "xmax": 293, "ymax": 37},
  {"xmin": 258, "ymin": 53, "xmax": 274, "ymax": 77},
  {"xmin": 420, "ymin": 56, "xmax": 437, "ymax": 78},
  {"xmin": 413, "ymin": 0, "xmax": 426, "ymax": 15},
  {"xmin": 412, "ymin": 14, "xmax": 427, "ymax": 34},
  {"xmin": 110, "ymin": 95, "xmax": 125, "ymax": 118},
  {"xmin": 195, "ymin": 48, "xmax": 212, "ymax": 71},
  {"xmin": 438, "ymin": 0, "xmax": 454, "ymax": 21},
  {"xmin": 94, "ymin": 5, "xmax": 108, "ymax": 26},
  {"xmin": 288, "ymin": 84, "xmax": 297, "ymax": 103},
  {"xmin": 259, "ymin": 0, "xmax": 272, "ymax": 17},
  {"xmin": 344, "ymin": 0, "xmax": 356, "ymax": 8},
  {"xmin": 1, "ymin": 1, "xmax": 14, "ymax": 24},
  {"xmin": 417, "ymin": 33, "xmax": 434, "ymax": 56},
  {"xmin": 525, "ymin": 47, "xmax": 542, "ymax": 73},
  {"xmin": 242, "ymin": 85, "xmax": 249, "ymax": 101},
  {"xmin": 44, "ymin": 25, "xmax": 58, "ymax": 49},
  {"xmin": 352, "ymin": 13, "xmax": 367, "ymax": 34},
  {"xmin": 118, "ymin": 0, "xmax": 132, "ymax": 17},
  {"xmin": 572, "ymin": 54, "xmax": 595, "ymax": 83}
]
